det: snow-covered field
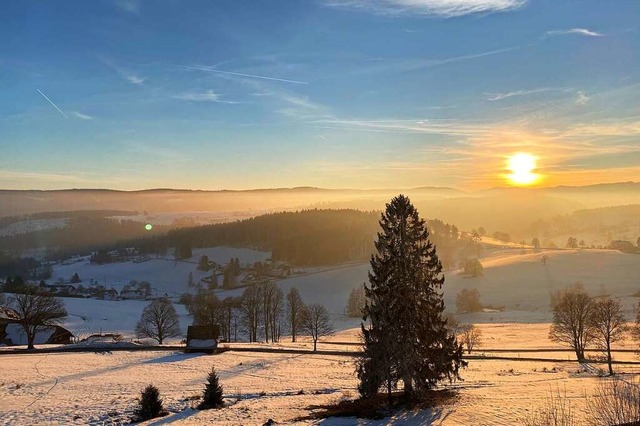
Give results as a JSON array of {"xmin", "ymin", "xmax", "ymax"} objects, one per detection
[
  {"xmin": 47, "ymin": 248, "xmax": 640, "ymax": 339},
  {"xmin": 61, "ymin": 298, "xmax": 191, "ymax": 340},
  {"xmin": 2, "ymin": 323, "xmax": 638, "ymax": 425},
  {"xmin": 4, "ymin": 246, "xmax": 640, "ymax": 424},
  {"xmin": 0, "ymin": 218, "xmax": 68, "ymax": 237},
  {"xmin": 51, "ymin": 247, "xmax": 271, "ymax": 296}
]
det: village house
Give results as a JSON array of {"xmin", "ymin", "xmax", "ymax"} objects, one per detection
[{"xmin": 0, "ymin": 307, "xmax": 73, "ymax": 346}]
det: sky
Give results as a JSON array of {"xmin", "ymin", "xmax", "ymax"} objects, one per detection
[{"xmin": 1, "ymin": 0, "xmax": 639, "ymax": 191}]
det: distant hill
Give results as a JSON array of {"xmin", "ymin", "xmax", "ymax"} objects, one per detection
[
  {"xmin": 0, "ymin": 183, "xmax": 637, "ymax": 242},
  {"xmin": 0, "ymin": 187, "xmax": 461, "ymax": 218}
]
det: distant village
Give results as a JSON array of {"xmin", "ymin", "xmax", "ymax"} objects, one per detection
[{"xmin": 2, "ymin": 247, "xmax": 296, "ymax": 303}]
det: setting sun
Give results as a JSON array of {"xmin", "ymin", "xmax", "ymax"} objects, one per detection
[{"xmin": 507, "ymin": 153, "xmax": 539, "ymax": 186}]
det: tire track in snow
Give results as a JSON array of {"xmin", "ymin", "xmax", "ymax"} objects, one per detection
[{"xmin": 21, "ymin": 354, "xmax": 59, "ymax": 411}]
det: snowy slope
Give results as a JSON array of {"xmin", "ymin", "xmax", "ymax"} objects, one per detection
[
  {"xmin": 1, "ymin": 325, "xmax": 636, "ymax": 425},
  {"xmin": 60, "ymin": 298, "xmax": 190, "ymax": 340},
  {"xmin": 51, "ymin": 247, "xmax": 271, "ymax": 296},
  {"xmin": 43, "ymin": 248, "xmax": 640, "ymax": 338}
]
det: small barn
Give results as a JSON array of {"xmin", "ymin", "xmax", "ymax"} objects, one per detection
[
  {"xmin": 0, "ymin": 323, "xmax": 74, "ymax": 346},
  {"xmin": 0, "ymin": 307, "xmax": 73, "ymax": 346},
  {"xmin": 186, "ymin": 325, "xmax": 219, "ymax": 353}
]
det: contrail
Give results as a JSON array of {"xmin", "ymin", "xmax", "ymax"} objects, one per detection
[
  {"xmin": 37, "ymin": 89, "xmax": 68, "ymax": 119},
  {"xmin": 172, "ymin": 64, "xmax": 309, "ymax": 85}
]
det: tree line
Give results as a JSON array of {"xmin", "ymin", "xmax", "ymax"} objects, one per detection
[
  {"xmin": 133, "ymin": 209, "xmax": 473, "ymax": 268},
  {"xmin": 179, "ymin": 284, "xmax": 334, "ymax": 351},
  {"xmin": 0, "ymin": 215, "xmax": 172, "ymax": 259}
]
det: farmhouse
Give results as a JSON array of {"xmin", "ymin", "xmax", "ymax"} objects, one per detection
[
  {"xmin": 608, "ymin": 240, "xmax": 636, "ymax": 253},
  {"xmin": 0, "ymin": 307, "xmax": 74, "ymax": 346}
]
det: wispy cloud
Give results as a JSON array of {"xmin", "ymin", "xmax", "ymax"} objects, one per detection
[
  {"xmin": 313, "ymin": 117, "xmax": 493, "ymax": 136},
  {"xmin": 101, "ymin": 56, "xmax": 146, "ymax": 85},
  {"xmin": 72, "ymin": 111, "xmax": 94, "ymax": 120},
  {"xmin": 125, "ymin": 74, "xmax": 146, "ymax": 85},
  {"xmin": 575, "ymin": 91, "xmax": 590, "ymax": 105},
  {"xmin": 276, "ymin": 93, "xmax": 332, "ymax": 120},
  {"xmin": 485, "ymin": 87, "xmax": 560, "ymax": 101},
  {"xmin": 546, "ymin": 28, "xmax": 603, "ymax": 37},
  {"xmin": 115, "ymin": 0, "xmax": 140, "ymax": 14},
  {"xmin": 173, "ymin": 90, "xmax": 238, "ymax": 103},
  {"xmin": 354, "ymin": 45, "xmax": 521, "ymax": 76},
  {"xmin": 0, "ymin": 169, "xmax": 82, "ymax": 183},
  {"xmin": 172, "ymin": 64, "xmax": 308, "ymax": 85},
  {"xmin": 36, "ymin": 89, "xmax": 68, "ymax": 119},
  {"xmin": 324, "ymin": 0, "xmax": 527, "ymax": 18}
]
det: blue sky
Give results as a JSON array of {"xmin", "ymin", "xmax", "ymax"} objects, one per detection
[{"xmin": 1, "ymin": 0, "xmax": 639, "ymax": 190}]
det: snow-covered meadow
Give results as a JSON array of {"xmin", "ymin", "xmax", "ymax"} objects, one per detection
[
  {"xmin": 4, "ymin": 246, "xmax": 640, "ymax": 424},
  {"xmin": 51, "ymin": 247, "xmax": 271, "ymax": 297},
  {"xmin": 2, "ymin": 323, "xmax": 639, "ymax": 425},
  {"xmin": 50, "ymin": 247, "xmax": 640, "ymax": 339}
]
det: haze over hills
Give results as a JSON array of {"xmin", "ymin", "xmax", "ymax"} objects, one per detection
[{"xmin": 1, "ymin": 183, "xmax": 637, "ymax": 238}]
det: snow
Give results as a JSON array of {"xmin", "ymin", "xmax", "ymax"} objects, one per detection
[
  {"xmin": 2, "ymin": 324, "xmax": 58, "ymax": 346},
  {"xmin": 4, "ymin": 245, "xmax": 638, "ymax": 423},
  {"xmin": 2, "ymin": 322, "xmax": 639, "ymax": 425},
  {"xmin": 41, "ymin": 247, "xmax": 640, "ymax": 341},
  {"xmin": 50, "ymin": 247, "xmax": 271, "ymax": 296},
  {"xmin": 60, "ymin": 298, "xmax": 190, "ymax": 340},
  {"xmin": 187, "ymin": 339, "xmax": 217, "ymax": 349},
  {"xmin": 0, "ymin": 218, "xmax": 67, "ymax": 237}
]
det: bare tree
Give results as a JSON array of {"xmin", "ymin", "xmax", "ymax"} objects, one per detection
[
  {"xmin": 220, "ymin": 296, "xmax": 240, "ymax": 342},
  {"xmin": 345, "ymin": 286, "xmax": 365, "ymax": 317},
  {"xmin": 191, "ymin": 292, "xmax": 222, "ymax": 327},
  {"xmin": 301, "ymin": 303, "xmax": 334, "ymax": 351},
  {"xmin": 587, "ymin": 376, "xmax": 640, "ymax": 425},
  {"xmin": 588, "ymin": 297, "xmax": 627, "ymax": 375},
  {"xmin": 455, "ymin": 288, "xmax": 482, "ymax": 313},
  {"xmin": 566, "ymin": 237, "xmax": 578, "ymax": 249},
  {"xmin": 10, "ymin": 286, "xmax": 67, "ymax": 350},
  {"xmin": 632, "ymin": 301, "xmax": 640, "ymax": 343},
  {"xmin": 261, "ymin": 282, "xmax": 280, "ymax": 343},
  {"xmin": 286, "ymin": 287, "xmax": 305, "ymax": 342},
  {"xmin": 549, "ymin": 283, "xmax": 593, "ymax": 361},
  {"xmin": 458, "ymin": 323, "xmax": 482, "ymax": 354},
  {"xmin": 522, "ymin": 386, "xmax": 577, "ymax": 426},
  {"xmin": 268, "ymin": 287, "xmax": 285, "ymax": 343},
  {"xmin": 135, "ymin": 298, "xmax": 181, "ymax": 344},
  {"xmin": 240, "ymin": 285, "xmax": 262, "ymax": 342}
]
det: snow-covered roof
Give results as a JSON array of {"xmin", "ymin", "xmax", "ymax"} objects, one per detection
[{"xmin": 0, "ymin": 307, "xmax": 19, "ymax": 321}]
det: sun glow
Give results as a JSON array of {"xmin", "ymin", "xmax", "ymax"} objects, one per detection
[{"xmin": 506, "ymin": 153, "xmax": 539, "ymax": 186}]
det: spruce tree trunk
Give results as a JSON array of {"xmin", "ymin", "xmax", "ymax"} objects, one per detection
[{"xmin": 403, "ymin": 375, "xmax": 413, "ymax": 396}]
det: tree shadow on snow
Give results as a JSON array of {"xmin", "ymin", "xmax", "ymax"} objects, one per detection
[
  {"xmin": 315, "ymin": 407, "xmax": 451, "ymax": 425},
  {"xmin": 144, "ymin": 352, "xmax": 207, "ymax": 364},
  {"xmin": 300, "ymin": 389, "xmax": 458, "ymax": 425},
  {"xmin": 143, "ymin": 408, "xmax": 200, "ymax": 425}
]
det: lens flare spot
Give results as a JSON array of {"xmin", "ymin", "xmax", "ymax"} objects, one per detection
[{"xmin": 145, "ymin": 223, "xmax": 153, "ymax": 231}]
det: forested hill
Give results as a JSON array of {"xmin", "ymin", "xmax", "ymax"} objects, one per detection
[
  {"xmin": 138, "ymin": 209, "xmax": 471, "ymax": 267},
  {"xmin": 160, "ymin": 210, "xmax": 379, "ymax": 266}
]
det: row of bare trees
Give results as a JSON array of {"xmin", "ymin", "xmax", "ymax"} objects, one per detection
[
  {"xmin": 186, "ymin": 283, "xmax": 333, "ymax": 350},
  {"xmin": 549, "ymin": 283, "xmax": 629, "ymax": 375}
]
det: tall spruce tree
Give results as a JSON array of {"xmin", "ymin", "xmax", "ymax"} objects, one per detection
[{"xmin": 357, "ymin": 195, "xmax": 464, "ymax": 400}]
